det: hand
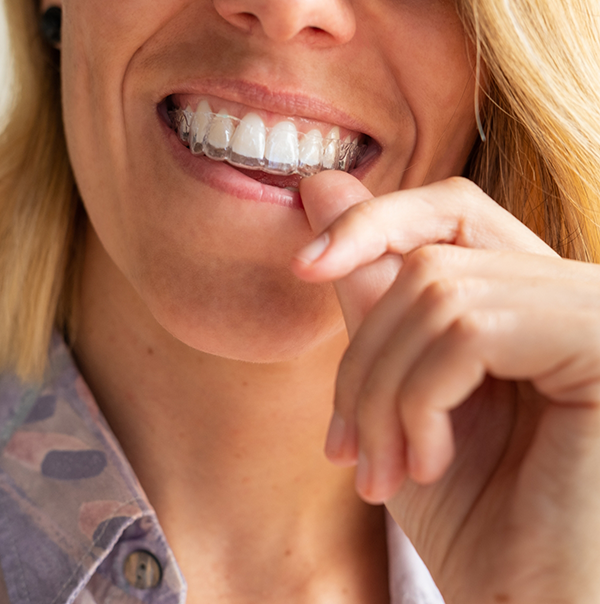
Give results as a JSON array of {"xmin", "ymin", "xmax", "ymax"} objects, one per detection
[{"xmin": 292, "ymin": 171, "xmax": 600, "ymax": 604}]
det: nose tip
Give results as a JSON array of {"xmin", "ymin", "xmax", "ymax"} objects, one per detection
[{"xmin": 213, "ymin": 0, "xmax": 356, "ymax": 45}]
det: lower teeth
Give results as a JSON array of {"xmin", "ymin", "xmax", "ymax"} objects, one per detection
[{"xmin": 170, "ymin": 107, "xmax": 366, "ymax": 178}]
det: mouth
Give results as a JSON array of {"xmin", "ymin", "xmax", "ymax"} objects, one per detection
[{"xmin": 159, "ymin": 94, "xmax": 378, "ymax": 191}]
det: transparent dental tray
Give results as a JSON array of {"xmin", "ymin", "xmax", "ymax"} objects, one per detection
[{"xmin": 170, "ymin": 107, "xmax": 367, "ymax": 177}]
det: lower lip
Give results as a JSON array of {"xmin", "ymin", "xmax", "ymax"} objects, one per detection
[{"xmin": 159, "ymin": 115, "xmax": 303, "ymax": 210}]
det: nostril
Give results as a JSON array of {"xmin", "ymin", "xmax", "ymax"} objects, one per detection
[
  {"xmin": 237, "ymin": 12, "xmax": 259, "ymax": 28},
  {"xmin": 223, "ymin": 11, "xmax": 259, "ymax": 32},
  {"xmin": 307, "ymin": 26, "xmax": 328, "ymax": 37},
  {"xmin": 213, "ymin": 2, "xmax": 260, "ymax": 33}
]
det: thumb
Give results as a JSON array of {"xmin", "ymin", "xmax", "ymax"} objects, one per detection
[
  {"xmin": 297, "ymin": 172, "xmax": 402, "ymax": 337},
  {"xmin": 300, "ymin": 170, "xmax": 374, "ymax": 233}
]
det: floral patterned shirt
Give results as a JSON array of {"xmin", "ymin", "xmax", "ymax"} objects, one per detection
[{"xmin": 0, "ymin": 335, "xmax": 444, "ymax": 604}]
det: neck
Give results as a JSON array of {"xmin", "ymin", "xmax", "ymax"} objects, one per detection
[{"xmin": 73, "ymin": 228, "xmax": 389, "ymax": 604}]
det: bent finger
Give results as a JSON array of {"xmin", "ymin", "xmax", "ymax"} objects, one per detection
[
  {"xmin": 295, "ymin": 177, "xmax": 558, "ymax": 284},
  {"xmin": 399, "ymin": 308, "xmax": 600, "ymax": 483}
]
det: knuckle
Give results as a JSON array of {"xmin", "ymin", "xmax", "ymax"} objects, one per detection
[
  {"xmin": 345, "ymin": 198, "xmax": 378, "ymax": 225},
  {"xmin": 419, "ymin": 278, "xmax": 464, "ymax": 312},
  {"xmin": 444, "ymin": 175, "xmax": 482, "ymax": 197},
  {"xmin": 405, "ymin": 245, "xmax": 445, "ymax": 278},
  {"xmin": 404, "ymin": 246, "xmax": 462, "ymax": 293},
  {"xmin": 450, "ymin": 311, "xmax": 486, "ymax": 343},
  {"xmin": 333, "ymin": 199, "xmax": 385, "ymax": 247}
]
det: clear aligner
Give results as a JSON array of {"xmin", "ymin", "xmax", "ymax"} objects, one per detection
[{"xmin": 170, "ymin": 107, "xmax": 366, "ymax": 177}]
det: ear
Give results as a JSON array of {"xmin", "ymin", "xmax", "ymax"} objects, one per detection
[{"xmin": 39, "ymin": 4, "xmax": 62, "ymax": 48}]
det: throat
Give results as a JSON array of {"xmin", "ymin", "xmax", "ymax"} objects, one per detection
[{"xmin": 167, "ymin": 494, "xmax": 391, "ymax": 604}]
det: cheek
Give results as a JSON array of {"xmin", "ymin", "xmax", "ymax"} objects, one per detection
[
  {"xmin": 60, "ymin": 0, "xmax": 189, "ymax": 247},
  {"xmin": 398, "ymin": 11, "xmax": 478, "ymax": 150},
  {"xmin": 63, "ymin": 0, "xmax": 184, "ymax": 60},
  {"xmin": 60, "ymin": 0, "xmax": 197, "ymax": 289},
  {"xmin": 359, "ymin": 1, "xmax": 479, "ymax": 185}
]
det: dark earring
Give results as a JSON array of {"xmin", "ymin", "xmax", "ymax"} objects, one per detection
[{"xmin": 40, "ymin": 6, "xmax": 62, "ymax": 47}]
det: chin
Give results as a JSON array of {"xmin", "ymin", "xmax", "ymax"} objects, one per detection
[{"xmin": 140, "ymin": 268, "xmax": 347, "ymax": 363}]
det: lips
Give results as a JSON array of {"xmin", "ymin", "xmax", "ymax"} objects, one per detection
[
  {"xmin": 155, "ymin": 82, "xmax": 380, "ymax": 207},
  {"xmin": 162, "ymin": 93, "xmax": 373, "ymax": 185}
]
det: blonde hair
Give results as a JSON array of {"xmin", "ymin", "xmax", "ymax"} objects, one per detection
[
  {"xmin": 0, "ymin": 0, "xmax": 82, "ymax": 380},
  {"xmin": 1, "ymin": 0, "xmax": 599, "ymax": 380},
  {"xmin": 459, "ymin": 0, "xmax": 600, "ymax": 261}
]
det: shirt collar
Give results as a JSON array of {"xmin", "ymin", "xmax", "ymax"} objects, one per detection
[{"xmin": 0, "ymin": 335, "xmax": 186, "ymax": 604}]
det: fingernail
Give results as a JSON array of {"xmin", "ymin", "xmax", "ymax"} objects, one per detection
[
  {"xmin": 295, "ymin": 232, "xmax": 330, "ymax": 265},
  {"xmin": 355, "ymin": 450, "xmax": 371, "ymax": 496},
  {"xmin": 325, "ymin": 411, "xmax": 347, "ymax": 459}
]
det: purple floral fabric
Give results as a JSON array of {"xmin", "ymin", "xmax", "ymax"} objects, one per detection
[{"xmin": 0, "ymin": 335, "xmax": 443, "ymax": 604}]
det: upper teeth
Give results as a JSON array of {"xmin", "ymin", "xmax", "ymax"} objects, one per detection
[
  {"xmin": 170, "ymin": 101, "xmax": 366, "ymax": 177},
  {"xmin": 231, "ymin": 113, "xmax": 266, "ymax": 164}
]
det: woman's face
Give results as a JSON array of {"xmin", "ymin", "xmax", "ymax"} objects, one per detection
[{"xmin": 54, "ymin": 0, "xmax": 479, "ymax": 361}]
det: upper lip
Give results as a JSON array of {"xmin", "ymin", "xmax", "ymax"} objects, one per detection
[{"xmin": 156, "ymin": 78, "xmax": 375, "ymax": 143}]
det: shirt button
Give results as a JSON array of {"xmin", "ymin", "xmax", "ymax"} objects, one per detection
[{"xmin": 123, "ymin": 550, "xmax": 162, "ymax": 589}]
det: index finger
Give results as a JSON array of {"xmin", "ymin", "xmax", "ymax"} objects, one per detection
[{"xmin": 294, "ymin": 176, "xmax": 558, "ymax": 283}]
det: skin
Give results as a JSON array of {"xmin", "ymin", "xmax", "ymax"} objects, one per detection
[
  {"xmin": 294, "ymin": 173, "xmax": 600, "ymax": 602},
  {"xmin": 40, "ymin": 0, "xmax": 600, "ymax": 601}
]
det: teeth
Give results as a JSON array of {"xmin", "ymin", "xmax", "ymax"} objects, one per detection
[
  {"xmin": 339, "ymin": 136, "xmax": 356, "ymax": 172},
  {"xmin": 171, "ymin": 104, "xmax": 366, "ymax": 178},
  {"xmin": 322, "ymin": 127, "xmax": 340, "ymax": 170},
  {"xmin": 265, "ymin": 121, "xmax": 299, "ymax": 174},
  {"xmin": 298, "ymin": 129, "xmax": 323, "ymax": 176},
  {"xmin": 230, "ymin": 113, "xmax": 266, "ymax": 168},
  {"xmin": 190, "ymin": 100, "xmax": 211, "ymax": 155},
  {"xmin": 205, "ymin": 109, "xmax": 235, "ymax": 160},
  {"xmin": 179, "ymin": 105, "xmax": 193, "ymax": 143}
]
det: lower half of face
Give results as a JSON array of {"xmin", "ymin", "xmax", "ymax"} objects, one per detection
[{"xmin": 62, "ymin": 0, "xmax": 479, "ymax": 362}]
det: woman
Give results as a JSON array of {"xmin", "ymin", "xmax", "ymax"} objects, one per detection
[{"xmin": 1, "ymin": 0, "xmax": 600, "ymax": 602}]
